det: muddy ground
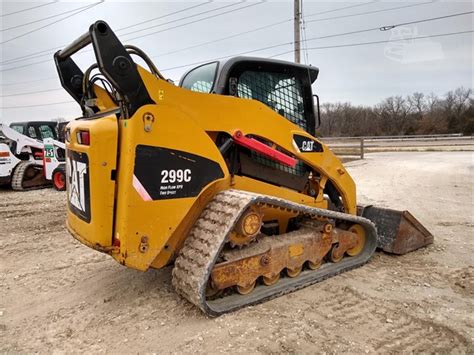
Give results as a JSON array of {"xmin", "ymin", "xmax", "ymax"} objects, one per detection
[{"xmin": 1, "ymin": 151, "xmax": 473, "ymax": 353}]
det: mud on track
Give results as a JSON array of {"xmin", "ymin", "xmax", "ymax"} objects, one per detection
[{"xmin": 1, "ymin": 152, "xmax": 473, "ymax": 353}]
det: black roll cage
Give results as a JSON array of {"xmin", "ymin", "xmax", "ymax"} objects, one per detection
[{"xmin": 54, "ymin": 20, "xmax": 154, "ymax": 117}]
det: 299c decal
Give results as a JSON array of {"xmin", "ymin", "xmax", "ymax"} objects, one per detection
[
  {"xmin": 134, "ymin": 145, "xmax": 224, "ymax": 200},
  {"xmin": 161, "ymin": 169, "xmax": 192, "ymax": 184}
]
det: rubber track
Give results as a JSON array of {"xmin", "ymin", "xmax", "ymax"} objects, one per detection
[
  {"xmin": 11, "ymin": 161, "xmax": 49, "ymax": 191},
  {"xmin": 172, "ymin": 190, "xmax": 378, "ymax": 316}
]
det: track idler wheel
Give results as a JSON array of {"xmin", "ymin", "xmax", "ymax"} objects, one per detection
[
  {"xmin": 346, "ymin": 224, "xmax": 366, "ymax": 256},
  {"xmin": 229, "ymin": 206, "xmax": 263, "ymax": 247}
]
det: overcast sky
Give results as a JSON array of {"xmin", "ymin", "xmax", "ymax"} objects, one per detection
[{"xmin": 0, "ymin": 0, "xmax": 472, "ymax": 123}]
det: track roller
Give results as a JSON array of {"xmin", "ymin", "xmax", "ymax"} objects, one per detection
[
  {"xmin": 236, "ymin": 282, "xmax": 256, "ymax": 295},
  {"xmin": 286, "ymin": 265, "xmax": 303, "ymax": 278},
  {"xmin": 262, "ymin": 273, "xmax": 280, "ymax": 286}
]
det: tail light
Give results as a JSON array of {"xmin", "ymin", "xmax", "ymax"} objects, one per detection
[
  {"xmin": 0, "ymin": 151, "xmax": 10, "ymax": 157},
  {"xmin": 76, "ymin": 130, "xmax": 90, "ymax": 145}
]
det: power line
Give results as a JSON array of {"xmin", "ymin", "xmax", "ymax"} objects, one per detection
[
  {"xmin": 0, "ymin": 0, "xmax": 378, "ymax": 67},
  {"xmin": 0, "ymin": 1, "xmax": 264, "ymax": 72},
  {"xmin": 118, "ymin": 2, "xmax": 212, "ymax": 32},
  {"xmin": 120, "ymin": 1, "xmax": 243, "ymax": 37},
  {"xmin": 1, "ymin": 2, "xmax": 101, "ymax": 32},
  {"xmin": 3, "ymin": 40, "xmax": 289, "ymax": 97},
  {"xmin": 304, "ymin": 11, "xmax": 473, "ymax": 43},
  {"xmin": 2, "ymin": 9, "xmax": 472, "ymax": 89},
  {"xmin": 1, "ymin": 29, "xmax": 471, "ymax": 109},
  {"xmin": 1, "ymin": 0, "xmax": 433, "ymax": 67},
  {"xmin": 160, "ymin": 43, "xmax": 292, "ymax": 72},
  {"xmin": 0, "ymin": 1, "xmax": 260, "ymax": 66},
  {"xmin": 152, "ymin": 9, "xmax": 474, "ymax": 66},
  {"xmin": 300, "ymin": 0, "xmax": 311, "ymax": 65},
  {"xmin": 0, "ymin": 2, "xmax": 103, "ymax": 45},
  {"xmin": 0, "ymin": 101, "xmax": 75, "ymax": 109},
  {"xmin": 1, "ymin": 77, "xmax": 58, "ymax": 87},
  {"xmin": 269, "ymin": 30, "xmax": 474, "ymax": 58},
  {"xmin": 3, "ymin": 12, "xmax": 282, "ymax": 68},
  {"xmin": 11, "ymin": 10, "xmax": 468, "ymax": 73},
  {"xmin": 2, "ymin": 0, "xmax": 437, "ymax": 67},
  {"xmin": 125, "ymin": 1, "xmax": 265, "ymax": 42},
  {"xmin": 0, "ymin": 0, "xmax": 375, "ymax": 66},
  {"xmin": 151, "ymin": 19, "xmax": 291, "ymax": 59},
  {"xmin": 1, "ymin": 1, "xmax": 58, "ymax": 17},
  {"xmin": 305, "ymin": 1, "xmax": 378, "ymax": 18},
  {"xmin": 0, "ymin": 2, "xmax": 213, "ymax": 65},
  {"xmin": 0, "ymin": 47, "xmax": 62, "ymax": 66},
  {"xmin": 147, "ymin": 1, "xmax": 381, "ymax": 59},
  {"xmin": 0, "ymin": 0, "xmax": 392, "ymax": 68},
  {"xmin": 306, "ymin": 0, "xmax": 437, "ymax": 24},
  {"xmin": 392, "ymin": 10, "xmax": 473, "ymax": 29},
  {"xmin": 0, "ymin": 1, "xmax": 459, "ymax": 86},
  {"xmin": 160, "ymin": 26, "xmax": 473, "ymax": 72},
  {"xmin": 1, "ymin": 58, "xmax": 59, "ymax": 72},
  {"xmin": 0, "ymin": 88, "xmax": 62, "ymax": 98}
]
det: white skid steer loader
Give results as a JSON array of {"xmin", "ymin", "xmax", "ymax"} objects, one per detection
[{"xmin": 0, "ymin": 123, "xmax": 49, "ymax": 190}]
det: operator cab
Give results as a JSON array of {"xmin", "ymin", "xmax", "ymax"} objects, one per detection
[
  {"xmin": 179, "ymin": 57, "xmax": 320, "ymax": 136},
  {"xmin": 9, "ymin": 121, "xmax": 59, "ymax": 141},
  {"xmin": 180, "ymin": 57, "xmax": 321, "ymax": 194}
]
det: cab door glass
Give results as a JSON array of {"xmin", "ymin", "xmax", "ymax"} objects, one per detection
[
  {"xmin": 28, "ymin": 126, "xmax": 37, "ymax": 139},
  {"xmin": 10, "ymin": 125, "xmax": 24, "ymax": 134},
  {"xmin": 181, "ymin": 62, "xmax": 218, "ymax": 93},
  {"xmin": 237, "ymin": 70, "xmax": 307, "ymax": 131},
  {"xmin": 38, "ymin": 125, "xmax": 56, "ymax": 140}
]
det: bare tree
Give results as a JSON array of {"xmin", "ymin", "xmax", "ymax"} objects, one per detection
[
  {"xmin": 319, "ymin": 87, "xmax": 473, "ymax": 137},
  {"xmin": 407, "ymin": 92, "xmax": 426, "ymax": 117}
]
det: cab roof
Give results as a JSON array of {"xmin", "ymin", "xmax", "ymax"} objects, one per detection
[
  {"xmin": 10, "ymin": 121, "xmax": 57, "ymax": 127},
  {"xmin": 180, "ymin": 56, "xmax": 319, "ymax": 94}
]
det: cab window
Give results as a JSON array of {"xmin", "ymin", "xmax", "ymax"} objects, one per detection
[
  {"xmin": 237, "ymin": 70, "xmax": 307, "ymax": 131},
  {"xmin": 38, "ymin": 124, "xmax": 56, "ymax": 139},
  {"xmin": 181, "ymin": 62, "xmax": 218, "ymax": 93},
  {"xmin": 28, "ymin": 126, "xmax": 37, "ymax": 138},
  {"xmin": 10, "ymin": 125, "xmax": 24, "ymax": 134}
]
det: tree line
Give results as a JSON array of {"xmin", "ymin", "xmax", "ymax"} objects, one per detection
[{"xmin": 318, "ymin": 87, "xmax": 473, "ymax": 137}]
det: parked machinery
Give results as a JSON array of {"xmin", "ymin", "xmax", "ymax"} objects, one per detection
[
  {"xmin": 0, "ymin": 123, "xmax": 47, "ymax": 190},
  {"xmin": 55, "ymin": 21, "xmax": 433, "ymax": 315}
]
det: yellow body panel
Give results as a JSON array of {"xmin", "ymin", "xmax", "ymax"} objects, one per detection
[
  {"xmin": 66, "ymin": 115, "xmax": 118, "ymax": 249},
  {"xmin": 113, "ymin": 105, "xmax": 231, "ymax": 270},
  {"xmin": 66, "ymin": 65, "xmax": 357, "ymax": 272},
  {"xmin": 137, "ymin": 67, "xmax": 356, "ymax": 213}
]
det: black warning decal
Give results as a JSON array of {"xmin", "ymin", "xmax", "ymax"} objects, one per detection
[
  {"xmin": 293, "ymin": 134, "xmax": 323, "ymax": 153},
  {"xmin": 134, "ymin": 145, "xmax": 224, "ymax": 200}
]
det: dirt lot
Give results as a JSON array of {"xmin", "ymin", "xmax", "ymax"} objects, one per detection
[{"xmin": 1, "ymin": 151, "xmax": 473, "ymax": 353}]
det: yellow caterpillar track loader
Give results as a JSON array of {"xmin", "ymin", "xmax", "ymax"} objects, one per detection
[{"xmin": 55, "ymin": 21, "xmax": 433, "ymax": 316}]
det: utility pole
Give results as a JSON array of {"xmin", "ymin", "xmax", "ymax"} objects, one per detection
[{"xmin": 294, "ymin": 0, "xmax": 301, "ymax": 63}]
